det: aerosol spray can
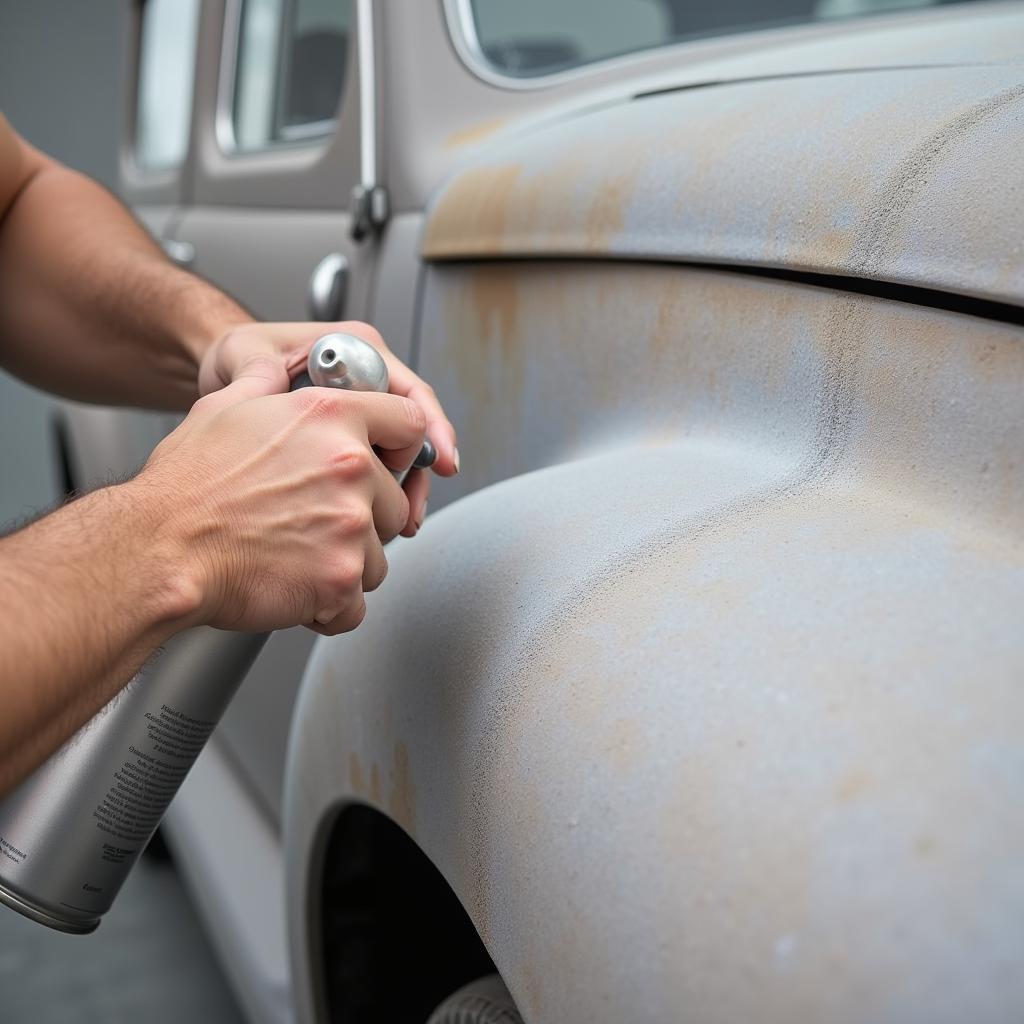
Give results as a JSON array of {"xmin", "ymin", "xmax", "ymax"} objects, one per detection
[{"xmin": 0, "ymin": 334, "xmax": 434, "ymax": 933}]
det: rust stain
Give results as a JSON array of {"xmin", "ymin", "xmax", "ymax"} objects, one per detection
[
  {"xmin": 348, "ymin": 751, "xmax": 367, "ymax": 798},
  {"xmin": 834, "ymin": 770, "xmax": 873, "ymax": 803},
  {"xmin": 424, "ymin": 163, "xmax": 522, "ymax": 258},
  {"xmin": 584, "ymin": 170, "xmax": 630, "ymax": 251},
  {"xmin": 467, "ymin": 263, "xmax": 521, "ymax": 353},
  {"xmin": 444, "ymin": 116, "xmax": 508, "ymax": 149},
  {"xmin": 388, "ymin": 740, "xmax": 416, "ymax": 835},
  {"xmin": 441, "ymin": 264, "xmax": 528, "ymax": 487}
]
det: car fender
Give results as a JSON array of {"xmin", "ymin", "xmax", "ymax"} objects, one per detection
[{"xmin": 284, "ymin": 435, "xmax": 1023, "ymax": 1023}]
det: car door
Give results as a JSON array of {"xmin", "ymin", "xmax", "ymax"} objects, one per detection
[{"xmin": 171, "ymin": 0, "xmax": 380, "ymax": 328}]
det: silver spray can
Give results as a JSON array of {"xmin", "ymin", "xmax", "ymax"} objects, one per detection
[{"xmin": 0, "ymin": 334, "xmax": 431, "ymax": 933}]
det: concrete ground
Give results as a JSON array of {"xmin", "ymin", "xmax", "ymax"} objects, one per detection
[{"xmin": 0, "ymin": 843, "xmax": 244, "ymax": 1023}]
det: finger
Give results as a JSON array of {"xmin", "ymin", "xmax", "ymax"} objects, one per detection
[
  {"xmin": 192, "ymin": 356, "xmax": 292, "ymax": 416},
  {"xmin": 386, "ymin": 370, "xmax": 459, "ymax": 477},
  {"xmin": 399, "ymin": 469, "xmax": 431, "ymax": 538},
  {"xmin": 362, "ymin": 533, "xmax": 388, "ymax": 593},
  {"xmin": 332, "ymin": 321, "xmax": 459, "ymax": 477},
  {"xmin": 369, "ymin": 457, "xmax": 412, "ymax": 542},
  {"xmin": 199, "ymin": 338, "xmax": 289, "ymax": 397},
  {"xmin": 307, "ymin": 594, "xmax": 367, "ymax": 637},
  {"xmin": 327, "ymin": 390, "xmax": 427, "ymax": 467},
  {"xmin": 229, "ymin": 351, "xmax": 291, "ymax": 398}
]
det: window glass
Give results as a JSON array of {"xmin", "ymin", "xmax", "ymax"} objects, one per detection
[
  {"xmin": 464, "ymin": 0, "xmax": 983, "ymax": 79},
  {"xmin": 233, "ymin": 0, "xmax": 352, "ymax": 151},
  {"xmin": 136, "ymin": 0, "xmax": 201, "ymax": 170}
]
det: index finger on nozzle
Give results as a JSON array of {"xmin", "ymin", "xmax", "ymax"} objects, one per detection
[{"xmin": 336, "ymin": 390, "xmax": 427, "ymax": 466}]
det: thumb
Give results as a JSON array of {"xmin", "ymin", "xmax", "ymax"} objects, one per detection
[
  {"xmin": 194, "ymin": 352, "xmax": 292, "ymax": 415},
  {"xmin": 195, "ymin": 354, "xmax": 292, "ymax": 415}
]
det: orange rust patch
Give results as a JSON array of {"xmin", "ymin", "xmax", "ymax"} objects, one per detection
[
  {"xmin": 424, "ymin": 163, "xmax": 522, "ymax": 258},
  {"xmin": 388, "ymin": 740, "xmax": 416, "ymax": 835},
  {"xmin": 467, "ymin": 263, "xmax": 521, "ymax": 360},
  {"xmin": 444, "ymin": 116, "xmax": 508, "ymax": 150}
]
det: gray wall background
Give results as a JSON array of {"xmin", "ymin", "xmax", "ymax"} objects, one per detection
[{"xmin": 0, "ymin": 0, "xmax": 128, "ymax": 528}]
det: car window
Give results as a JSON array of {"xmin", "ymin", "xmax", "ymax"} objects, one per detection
[
  {"xmin": 232, "ymin": 0, "xmax": 352, "ymax": 151},
  {"xmin": 135, "ymin": 0, "xmax": 201, "ymax": 170},
  {"xmin": 459, "ymin": 0, "xmax": 984, "ymax": 79}
]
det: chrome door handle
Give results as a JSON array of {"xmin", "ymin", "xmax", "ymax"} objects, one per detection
[{"xmin": 308, "ymin": 252, "xmax": 349, "ymax": 321}]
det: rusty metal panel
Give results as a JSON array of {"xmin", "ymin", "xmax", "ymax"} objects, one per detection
[
  {"xmin": 287, "ymin": 263, "xmax": 1024, "ymax": 1022},
  {"xmin": 423, "ymin": 65, "xmax": 1024, "ymax": 306}
]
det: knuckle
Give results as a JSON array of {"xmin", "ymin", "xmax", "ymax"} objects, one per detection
[
  {"xmin": 335, "ymin": 503, "xmax": 372, "ymax": 538},
  {"xmin": 292, "ymin": 389, "xmax": 334, "ymax": 418},
  {"xmin": 328, "ymin": 556, "xmax": 363, "ymax": 595},
  {"xmin": 190, "ymin": 392, "xmax": 221, "ymax": 417},
  {"xmin": 327, "ymin": 446, "xmax": 374, "ymax": 481}
]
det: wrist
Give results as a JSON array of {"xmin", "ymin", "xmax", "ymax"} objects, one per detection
[
  {"xmin": 111, "ymin": 477, "xmax": 208, "ymax": 631},
  {"xmin": 175, "ymin": 284, "xmax": 255, "ymax": 369}
]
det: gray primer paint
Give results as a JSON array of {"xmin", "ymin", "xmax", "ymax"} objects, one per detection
[{"xmin": 285, "ymin": 25, "xmax": 1024, "ymax": 1020}]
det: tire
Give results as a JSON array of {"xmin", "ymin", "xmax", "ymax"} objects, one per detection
[{"xmin": 426, "ymin": 974, "xmax": 525, "ymax": 1024}]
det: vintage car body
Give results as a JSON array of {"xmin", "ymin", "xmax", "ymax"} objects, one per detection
[
  {"xmin": 288, "ymin": 61, "xmax": 1024, "ymax": 1023},
  {"xmin": 62, "ymin": 1, "xmax": 1023, "ymax": 1021}
]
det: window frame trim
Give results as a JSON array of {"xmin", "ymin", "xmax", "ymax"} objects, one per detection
[
  {"xmin": 128, "ymin": 0, "xmax": 202, "ymax": 182},
  {"xmin": 215, "ymin": 0, "xmax": 346, "ymax": 157},
  {"xmin": 441, "ymin": 0, "xmax": 666, "ymax": 91}
]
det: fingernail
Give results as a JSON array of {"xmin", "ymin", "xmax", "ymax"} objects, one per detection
[
  {"xmin": 416, "ymin": 502, "xmax": 428, "ymax": 531},
  {"xmin": 453, "ymin": 447, "xmax": 461, "ymax": 474}
]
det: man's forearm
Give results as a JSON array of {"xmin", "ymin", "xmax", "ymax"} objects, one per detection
[
  {"xmin": 0, "ymin": 484, "xmax": 202, "ymax": 794},
  {"xmin": 0, "ymin": 145, "xmax": 251, "ymax": 409}
]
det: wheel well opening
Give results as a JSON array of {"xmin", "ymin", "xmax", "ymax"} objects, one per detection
[{"xmin": 319, "ymin": 803, "xmax": 497, "ymax": 1023}]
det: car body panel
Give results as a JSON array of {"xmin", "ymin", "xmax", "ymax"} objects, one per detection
[
  {"xmin": 424, "ymin": 65, "xmax": 1024, "ymax": 306},
  {"xmin": 287, "ymin": 263, "xmax": 1024, "ymax": 1021}
]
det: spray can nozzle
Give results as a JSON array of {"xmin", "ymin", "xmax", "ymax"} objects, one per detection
[{"xmin": 293, "ymin": 333, "xmax": 436, "ymax": 472}]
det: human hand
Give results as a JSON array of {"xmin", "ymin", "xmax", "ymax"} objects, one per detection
[
  {"xmin": 136, "ymin": 370, "xmax": 426, "ymax": 636},
  {"xmin": 197, "ymin": 321, "xmax": 458, "ymax": 534}
]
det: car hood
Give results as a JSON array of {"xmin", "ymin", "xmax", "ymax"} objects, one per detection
[{"xmin": 424, "ymin": 6, "xmax": 1024, "ymax": 307}]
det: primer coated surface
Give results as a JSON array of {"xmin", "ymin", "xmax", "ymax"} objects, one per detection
[
  {"xmin": 288, "ymin": 265, "xmax": 1024, "ymax": 1022},
  {"xmin": 424, "ymin": 65, "xmax": 1024, "ymax": 306},
  {"xmin": 286, "ymin": 20, "xmax": 1024, "ymax": 1022}
]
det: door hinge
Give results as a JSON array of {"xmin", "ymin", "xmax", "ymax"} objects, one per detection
[{"xmin": 350, "ymin": 184, "xmax": 389, "ymax": 242}]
